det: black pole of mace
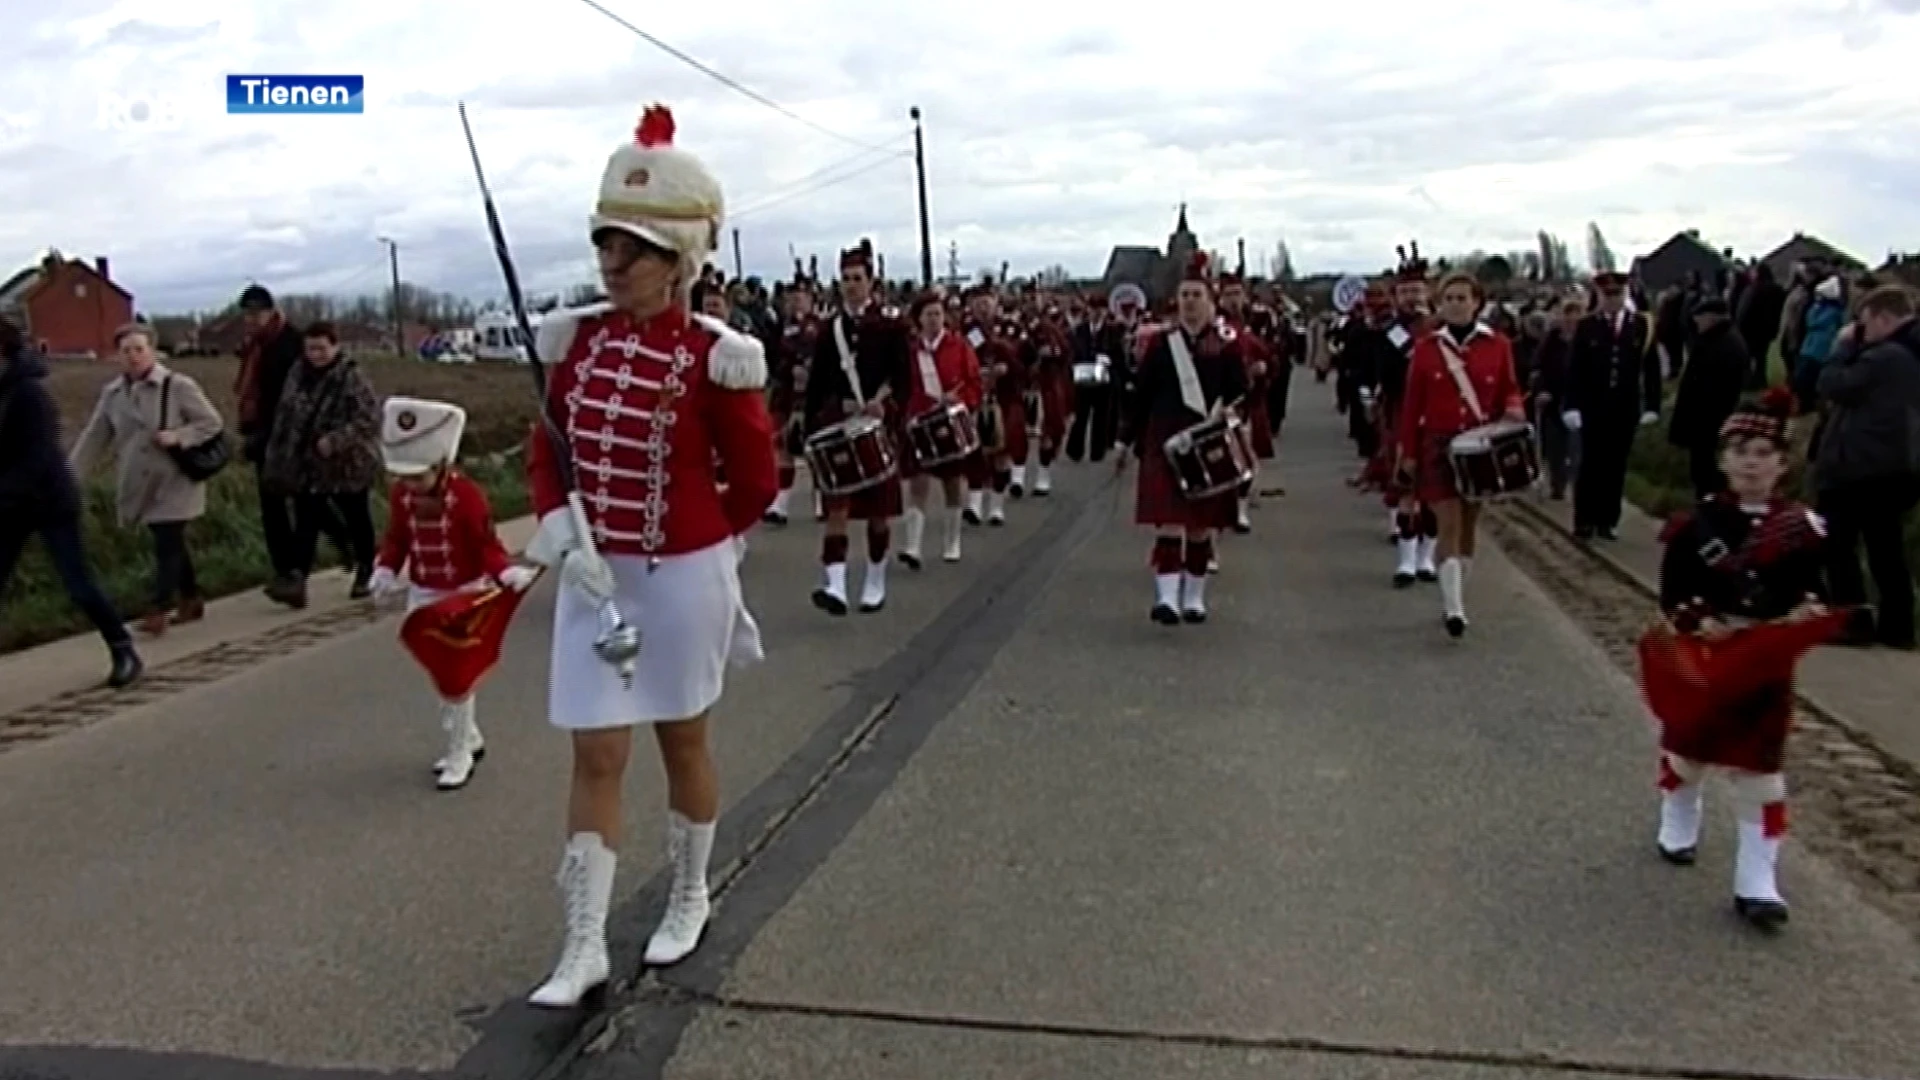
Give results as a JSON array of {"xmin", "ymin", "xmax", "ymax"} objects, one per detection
[{"xmin": 911, "ymin": 106, "xmax": 933, "ymax": 288}]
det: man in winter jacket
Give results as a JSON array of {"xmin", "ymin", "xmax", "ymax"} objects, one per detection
[
  {"xmin": 0, "ymin": 317, "xmax": 142, "ymax": 686},
  {"xmin": 1667, "ymin": 298, "xmax": 1750, "ymax": 497},
  {"xmin": 1814, "ymin": 286, "xmax": 1920, "ymax": 649}
]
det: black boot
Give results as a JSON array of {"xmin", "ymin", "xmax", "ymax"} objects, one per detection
[
  {"xmin": 107, "ymin": 642, "xmax": 143, "ymax": 689},
  {"xmin": 350, "ymin": 565, "xmax": 374, "ymax": 599}
]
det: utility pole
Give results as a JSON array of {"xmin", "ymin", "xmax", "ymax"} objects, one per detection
[
  {"xmin": 910, "ymin": 106, "xmax": 934, "ymax": 288},
  {"xmin": 732, "ymin": 228, "xmax": 744, "ymax": 280},
  {"xmin": 1236, "ymin": 237, "xmax": 1246, "ymax": 275},
  {"xmin": 947, "ymin": 240, "xmax": 959, "ymax": 285},
  {"xmin": 377, "ymin": 236, "xmax": 402, "ymax": 359}
]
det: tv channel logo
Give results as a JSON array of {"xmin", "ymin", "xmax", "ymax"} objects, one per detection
[
  {"xmin": 97, "ymin": 90, "xmax": 189, "ymax": 132},
  {"xmin": 227, "ymin": 75, "xmax": 364, "ymax": 114}
]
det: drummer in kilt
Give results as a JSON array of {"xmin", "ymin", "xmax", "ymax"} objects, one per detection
[
  {"xmin": 1393, "ymin": 271, "xmax": 1524, "ymax": 638},
  {"xmin": 898, "ymin": 291, "xmax": 984, "ymax": 567},
  {"xmin": 1117, "ymin": 252, "xmax": 1248, "ymax": 625},
  {"xmin": 1650, "ymin": 388, "xmax": 1837, "ymax": 932},
  {"xmin": 803, "ymin": 239, "xmax": 911, "ymax": 615}
]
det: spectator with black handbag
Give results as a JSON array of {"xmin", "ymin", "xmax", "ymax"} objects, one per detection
[
  {"xmin": 69, "ymin": 323, "xmax": 225, "ymax": 636},
  {"xmin": 0, "ymin": 318, "xmax": 142, "ymax": 686}
]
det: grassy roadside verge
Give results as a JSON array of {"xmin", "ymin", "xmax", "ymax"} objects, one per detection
[
  {"xmin": 2, "ymin": 352, "xmax": 542, "ymax": 655},
  {"xmin": 1622, "ymin": 344, "xmax": 1920, "ymax": 629},
  {"xmin": 0, "ymin": 452, "xmax": 531, "ymax": 655}
]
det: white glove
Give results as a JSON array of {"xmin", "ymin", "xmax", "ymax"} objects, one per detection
[
  {"xmin": 1561, "ymin": 410, "xmax": 1582, "ymax": 431},
  {"xmin": 496, "ymin": 564, "xmax": 539, "ymax": 592},
  {"xmin": 1640, "ymin": 411, "xmax": 1659, "ymax": 426},
  {"xmin": 367, "ymin": 566, "xmax": 407, "ymax": 599},
  {"xmin": 523, "ymin": 508, "xmax": 577, "ymax": 568},
  {"xmin": 524, "ymin": 506, "xmax": 615, "ymax": 603}
]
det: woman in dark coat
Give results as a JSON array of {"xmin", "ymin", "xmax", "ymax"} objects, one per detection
[
  {"xmin": 0, "ymin": 318, "xmax": 142, "ymax": 686},
  {"xmin": 261, "ymin": 321, "xmax": 382, "ymax": 606}
]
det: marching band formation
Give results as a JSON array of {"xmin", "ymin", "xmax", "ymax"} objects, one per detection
[{"xmin": 344, "ymin": 103, "xmax": 1844, "ymax": 1014}]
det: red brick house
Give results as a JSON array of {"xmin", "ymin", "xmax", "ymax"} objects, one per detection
[{"xmin": 0, "ymin": 252, "xmax": 134, "ymax": 358}]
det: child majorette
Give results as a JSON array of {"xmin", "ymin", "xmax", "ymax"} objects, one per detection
[
  {"xmin": 1647, "ymin": 388, "xmax": 1842, "ymax": 932},
  {"xmin": 366, "ymin": 396, "xmax": 536, "ymax": 789}
]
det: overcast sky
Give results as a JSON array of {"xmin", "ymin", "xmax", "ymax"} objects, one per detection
[{"xmin": 3, "ymin": 0, "xmax": 1916, "ymax": 314}]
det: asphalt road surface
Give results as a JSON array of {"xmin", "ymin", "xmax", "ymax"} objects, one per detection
[{"xmin": 3, "ymin": 388, "xmax": 1917, "ymax": 1080}]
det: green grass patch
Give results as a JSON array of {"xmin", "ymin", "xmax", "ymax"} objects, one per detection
[{"xmin": 0, "ymin": 451, "xmax": 529, "ymax": 654}]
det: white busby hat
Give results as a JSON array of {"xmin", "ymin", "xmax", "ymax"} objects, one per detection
[
  {"xmin": 589, "ymin": 105, "xmax": 723, "ymax": 259},
  {"xmin": 381, "ymin": 396, "xmax": 467, "ymax": 476}
]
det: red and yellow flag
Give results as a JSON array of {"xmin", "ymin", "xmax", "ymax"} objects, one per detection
[{"xmin": 399, "ymin": 583, "xmax": 532, "ymax": 699}]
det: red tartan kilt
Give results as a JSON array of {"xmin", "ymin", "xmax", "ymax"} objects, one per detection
[
  {"xmin": 1244, "ymin": 398, "xmax": 1276, "ymax": 459},
  {"xmin": 997, "ymin": 398, "xmax": 1029, "ymax": 463},
  {"xmin": 822, "ymin": 478, "xmax": 903, "ymax": 520},
  {"xmin": 1039, "ymin": 376, "xmax": 1071, "ymax": 440},
  {"xmin": 1134, "ymin": 421, "xmax": 1238, "ymax": 529},
  {"xmin": 1411, "ymin": 432, "xmax": 1463, "ymax": 505}
]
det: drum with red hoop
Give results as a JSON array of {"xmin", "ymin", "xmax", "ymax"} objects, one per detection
[
  {"xmin": 1163, "ymin": 413, "xmax": 1255, "ymax": 499},
  {"xmin": 803, "ymin": 414, "xmax": 897, "ymax": 495},
  {"xmin": 905, "ymin": 401, "xmax": 980, "ymax": 469}
]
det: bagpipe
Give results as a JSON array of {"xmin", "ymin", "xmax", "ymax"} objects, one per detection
[{"xmin": 1636, "ymin": 609, "xmax": 1847, "ymax": 737}]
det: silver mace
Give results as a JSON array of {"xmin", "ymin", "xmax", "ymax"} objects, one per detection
[{"xmin": 458, "ymin": 102, "xmax": 639, "ymax": 685}]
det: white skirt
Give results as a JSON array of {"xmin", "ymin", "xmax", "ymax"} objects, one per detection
[{"xmin": 548, "ymin": 539, "xmax": 763, "ymax": 730}]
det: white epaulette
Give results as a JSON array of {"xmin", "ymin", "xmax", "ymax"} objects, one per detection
[
  {"xmin": 533, "ymin": 302, "xmax": 612, "ymax": 366},
  {"xmin": 690, "ymin": 312, "xmax": 767, "ymax": 390}
]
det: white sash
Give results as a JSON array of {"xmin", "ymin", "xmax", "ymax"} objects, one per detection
[
  {"xmin": 1435, "ymin": 332, "xmax": 1488, "ymax": 426},
  {"xmin": 832, "ymin": 314, "xmax": 865, "ymax": 404},
  {"xmin": 1167, "ymin": 328, "xmax": 1207, "ymax": 417},
  {"xmin": 916, "ymin": 333, "xmax": 943, "ymax": 400}
]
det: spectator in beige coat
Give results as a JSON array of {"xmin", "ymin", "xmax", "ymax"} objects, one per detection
[{"xmin": 70, "ymin": 324, "xmax": 224, "ymax": 635}]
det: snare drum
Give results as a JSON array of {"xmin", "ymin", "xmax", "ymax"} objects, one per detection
[
  {"xmin": 1447, "ymin": 420, "xmax": 1540, "ymax": 500},
  {"xmin": 1163, "ymin": 414, "xmax": 1256, "ymax": 499},
  {"xmin": 803, "ymin": 415, "xmax": 898, "ymax": 495},
  {"xmin": 1073, "ymin": 356, "xmax": 1111, "ymax": 388},
  {"xmin": 905, "ymin": 401, "xmax": 980, "ymax": 469}
]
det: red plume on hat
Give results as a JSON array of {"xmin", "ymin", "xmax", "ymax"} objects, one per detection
[
  {"xmin": 1183, "ymin": 250, "xmax": 1212, "ymax": 283},
  {"xmin": 634, "ymin": 105, "xmax": 675, "ymax": 147}
]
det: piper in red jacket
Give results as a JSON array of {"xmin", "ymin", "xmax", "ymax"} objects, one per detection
[
  {"xmin": 898, "ymin": 291, "xmax": 984, "ymax": 567},
  {"xmin": 368, "ymin": 396, "xmax": 533, "ymax": 791},
  {"xmin": 1394, "ymin": 272, "xmax": 1524, "ymax": 638},
  {"xmin": 518, "ymin": 104, "xmax": 778, "ymax": 1010}
]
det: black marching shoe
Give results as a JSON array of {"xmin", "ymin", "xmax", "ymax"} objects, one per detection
[
  {"xmin": 1181, "ymin": 608, "xmax": 1206, "ymax": 624},
  {"xmin": 898, "ymin": 552, "xmax": 922, "ymax": 571},
  {"xmin": 962, "ymin": 507, "xmax": 981, "ymax": 526},
  {"xmin": 1393, "ymin": 571, "xmax": 1415, "ymax": 589},
  {"xmin": 762, "ymin": 508, "xmax": 788, "ymax": 525},
  {"xmin": 349, "ymin": 566, "xmax": 374, "ymax": 599},
  {"xmin": 1657, "ymin": 844, "xmax": 1697, "ymax": 866},
  {"xmin": 107, "ymin": 643, "xmax": 144, "ymax": 689},
  {"xmin": 1150, "ymin": 603, "xmax": 1181, "ymax": 626},
  {"xmin": 1573, "ymin": 526, "xmax": 1596, "ymax": 541},
  {"xmin": 1444, "ymin": 615, "xmax": 1467, "ymax": 638},
  {"xmin": 1734, "ymin": 896, "xmax": 1789, "ymax": 932},
  {"xmin": 811, "ymin": 588, "xmax": 848, "ymax": 616},
  {"xmin": 1597, "ymin": 527, "xmax": 1619, "ymax": 542},
  {"xmin": 1417, "ymin": 567, "xmax": 1438, "ymax": 583}
]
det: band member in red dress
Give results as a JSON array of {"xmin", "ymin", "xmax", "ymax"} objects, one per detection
[
  {"xmin": 765, "ymin": 263, "xmax": 819, "ymax": 524},
  {"xmin": 1117, "ymin": 252, "xmax": 1248, "ymax": 625},
  {"xmin": 519, "ymin": 104, "xmax": 777, "ymax": 1007},
  {"xmin": 1649, "ymin": 389, "xmax": 1836, "ymax": 932},
  {"xmin": 803, "ymin": 239, "xmax": 910, "ymax": 614},
  {"xmin": 1385, "ymin": 246, "xmax": 1441, "ymax": 581},
  {"xmin": 366, "ymin": 396, "xmax": 531, "ymax": 790},
  {"xmin": 1217, "ymin": 269, "xmax": 1275, "ymax": 532},
  {"xmin": 962, "ymin": 283, "xmax": 1026, "ymax": 525},
  {"xmin": 897, "ymin": 292, "xmax": 984, "ymax": 567},
  {"xmin": 1394, "ymin": 271, "xmax": 1524, "ymax": 637}
]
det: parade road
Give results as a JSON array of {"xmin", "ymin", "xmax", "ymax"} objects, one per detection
[{"xmin": 2, "ymin": 396, "xmax": 1916, "ymax": 1080}]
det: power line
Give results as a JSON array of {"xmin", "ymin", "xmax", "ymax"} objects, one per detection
[
  {"xmin": 729, "ymin": 143, "xmax": 908, "ymax": 210},
  {"xmin": 570, "ymin": 0, "xmax": 896, "ymax": 154},
  {"xmin": 730, "ymin": 152, "xmax": 909, "ymax": 220}
]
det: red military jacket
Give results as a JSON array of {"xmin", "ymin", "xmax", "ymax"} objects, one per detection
[
  {"xmin": 1395, "ymin": 322, "xmax": 1523, "ymax": 457},
  {"xmin": 527, "ymin": 303, "xmax": 778, "ymax": 558},
  {"xmin": 375, "ymin": 469, "xmax": 513, "ymax": 590},
  {"xmin": 903, "ymin": 329, "xmax": 984, "ymax": 416}
]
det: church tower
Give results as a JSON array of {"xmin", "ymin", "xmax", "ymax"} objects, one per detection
[{"xmin": 1155, "ymin": 203, "xmax": 1198, "ymax": 303}]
